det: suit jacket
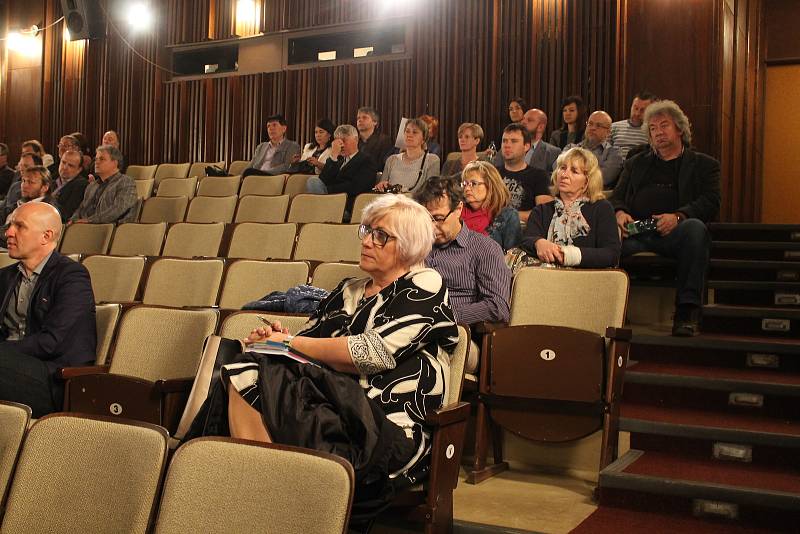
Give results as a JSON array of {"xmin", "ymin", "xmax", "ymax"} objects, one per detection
[
  {"xmin": 0, "ymin": 251, "xmax": 96, "ymax": 375},
  {"xmin": 358, "ymin": 132, "xmax": 394, "ymax": 172},
  {"xmin": 70, "ymin": 172, "xmax": 138, "ymax": 224},
  {"xmin": 610, "ymin": 148, "xmax": 722, "ymax": 223},
  {"xmin": 53, "ymin": 175, "xmax": 89, "ymax": 221},
  {"xmin": 549, "ymin": 128, "xmax": 585, "ymax": 149},
  {"xmin": 564, "ymin": 140, "xmax": 623, "ymax": 188},
  {"xmin": 525, "ymin": 141, "xmax": 562, "ymax": 172},
  {"xmin": 248, "ymin": 139, "xmax": 301, "ymax": 174},
  {"xmin": 318, "ymin": 151, "xmax": 377, "ymax": 213}
]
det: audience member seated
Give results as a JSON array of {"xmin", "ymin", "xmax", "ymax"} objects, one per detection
[
  {"xmin": 101, "ymin": 130, "xmax": 126, "ymax": 172},
  {"xmin": 495, "ymin": 96, "xmax": 528, "ymax": 147},
  {"xmin": 47, "ymin": 134, "xmax": 83, "ymax": 179},
  {"xmin": 549, "ymin": 95, "xmax": 587, "ymax": 149},
  {"xmin": 0, "ymin": 153, "xmax": 43, "ymax": 221},
  {"xmin": 306, "ymin": 124, "xmax": 376, "ymax": 216},
  {"xmin": 52, "ymin": 150, "xmax": 89, "ymax": 222},
  {"xmin": 297, "ymin": 118, "xmax": 335, "ymax": 174},
  {"xmin": 611, "ymin": 100, "xmax": 721, "ymax": 336},
  {"xmin": 460, "ymin": 161, "xmax": 522, "ymax": 251},
  {"xmin": 243, "ymin": 114, "xmax": 301, "ymax": 177},
  {"xmin": 441, "ymin": 122, "xmax": 490, "ymax": 178},
  {"xmin": 0, "ymin": 143, "xmax": 14, "ymax": 197},
  {"xmin": 419, "ymin": 114, "xmax": 442, "ymax": 158},
  {"xmin": 415, "ymin": 175, "xmax": 511, "ymax": 374},
  {"xmin": 70, "ymin": 145, "xmax": 138, "ymax": 224},
  {"xmin": 186, "ymin": 194, "xmax": 457, "ymax": 522},
  {"xmin": 494, "ymin": 108, "xmax": 562, "ymax": 173},
  {"xmin": 1, "ymin": 166, "xmax": 56, "ymax": 248},
  {"xmin": 356, "ymin": 106, "xmax": 394, "ymax": 172},
  {"xmin": 375, "ymin": 118, "xmax": 441, "ymax": 193},
  {"xmin": 496, "ymin": 123, "xmax": 552, "ymax": 223},
  {"xmin": 70, "ymin": 131, "xmax": 94, "ymax": 171},
  {"xmin": 564, "ymin": 111, "xmax": 623, "ymax": 188},
  {"xmin": 521, "ymin": 147, "xmax": 620, "ymax": 268},
  {"xmin": 611, "ymin": 91, "xmax": 657, "ymax": 160},
  {"xmin": 0, "ymin": 203, "xmax": 96, "ymax": 418},
  {"xmin": 22, "ymin": 139, "xmax": 54, "ymax": 169}
]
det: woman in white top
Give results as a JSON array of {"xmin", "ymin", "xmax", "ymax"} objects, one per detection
[
  {"xmin": 375, "ymin": 118, "xmax": 440, "ymax": 193},
  {"xmin": 299, "ymin": 118, "xmax": 335, "ymax": 174}
]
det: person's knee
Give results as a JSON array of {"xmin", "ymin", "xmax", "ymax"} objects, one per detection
[{"xmin": 678, "ymin": 219, "xmax": 710, "ymax": 250}]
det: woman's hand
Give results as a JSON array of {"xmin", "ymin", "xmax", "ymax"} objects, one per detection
[
  {"xmin": 242, "ymin": 320, "xmax": 289, "ymax": 346},
  {"xmin": 374, "ymin": 180, "xmax": 389, "ymax": 192},
  {"xmin": 535, "ymin": 239, "xmax": 564, "ymax": 264},
  {"xmin": 308, "ymin": 156, "xmax": 323, "ymax": 169}
]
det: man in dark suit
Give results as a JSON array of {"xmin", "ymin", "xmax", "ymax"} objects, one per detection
[
  {"xmin": 52, "ymin": 149, "xmax": 89, "ymax": 221},
  {"xmin": 306, "ymin": 124, "xmax": 378, "ymax": 219},
  {"xmin": 611, "ymin": 100, "xmax": 721, "ymax": 336},
  {"xmin": 0, "ymin": 202, "xmax": 96, "ymax": 417}
]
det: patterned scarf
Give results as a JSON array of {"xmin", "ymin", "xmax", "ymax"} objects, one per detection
[{"xmin": 546, "ymin": 197, "xmax": 591, "ymax": 246}]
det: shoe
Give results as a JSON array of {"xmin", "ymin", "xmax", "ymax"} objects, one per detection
[{"xmin": 672, "ymin": 304, "xmax": 701, "ymax": 337}]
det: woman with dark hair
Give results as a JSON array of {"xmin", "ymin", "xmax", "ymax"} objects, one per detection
[
  {"xmin": 507, "ymin": 97, "xmax": 528, "ymax": 124},
  {"xmin": 549, "ymin": 95, "xmax": 586, "ymax": 149},
  {"xmin": 298, "ymin": 118, "xmax": 335, "ymax": 174}
]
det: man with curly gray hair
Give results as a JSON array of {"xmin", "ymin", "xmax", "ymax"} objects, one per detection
[{"xmin": 610, "ymin": 99, "xmax": 721, "ymax": 337}]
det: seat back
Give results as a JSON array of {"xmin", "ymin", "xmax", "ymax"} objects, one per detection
[
  {"xmin": 0, "ymin": 252, "xmax": 18, "ymax": 268},
  {"xmin": 188, "ymin": 161, "xmax": 225, "ymax": 179},
  {"xmin": 311, "ymin": 262, "xmax": 366, "ymax": 291},
  {"xmin": 185, "ymin": 195, "xmax": 237, "ymax": 223},
  {"xmin": 154, "ymin": 438, "xmax": 353, "ymax": 534},
  {"xmin": 294, "ymin": 223, "xmax": 361, "ymax": 262},
  {"xmin": 287, "ymin": 193, "xmax": 347, "ymax": 223},
  {"xmin": 139, "ymin": 196, "xmax": 188, "ymax": 224},
  {"xmin": 0, "ymin": 401, "xmax": 30, "ymax": 508},
  {"xmin": 234, "ymin": 194, "xmax": 290, "ymax": 223},
  {"xmin": 239, "ymin": 174, "xmax": 285, "ymax": 196},
  {"xmin": 154, "ymin": 163, "xmax": 191, "ymax": 187},
  {"xmin": 59, "ymin": 223, "xmax": 114, "ymax": 255},
  {"xmin": 162, "ymin": 222, "xmax": 225, "ymax": 258},
  {"xmin": 219, "ymin": 310, "xmax": 310, "ymax": 339},
  {"xmin": 109, "ymin": 306, "xmax": 218, "ymax": 381},
  {"xmin": 350, "ymin": 193, "xmax": 383, "ymax": 223},
  {"xmin": 196, "ymin": 175, "xmax": 241, "ymax": 197},
  {"xmin": 447, "ymin": 325, "xmax": 471, "ymax": 406},
  {"xmin": 83, "ymin": 255, "xmax": 145, "ymax": 303},
  {"xmin": 143, "ymin": 258, "xmax": 224, "ymax": 307},
  {"xmin": 218, "ymin": 260, "xmax": 310, "ymax": 309},
  {"xmin": 227, "ymin": 222, "xmax": 297, "ymax": 260},
  {"xmin": 135, "ymin": 178, "xmax": 155, "ymax": 200},
  {"xmin": 127, "ymin": 165, "xmax": 159, "ymax": 181},
  {"xmin": 110, "ymin": 222, "xmax": 166, "ymax": 256},
  {"xmin": 227, "ymin": 160, "xmax": 250, "ymax": 176},
  {"xmin": 95, "ymin": 303, "xmax": 122, "ymax": 365},
  {"xmin": 1, "ymin": 414, "xmax": 167, "ymax": 534},
  {"xmin": 283, "ymin": 174, "xmax": 313, "ymax": 197},
  {"xmin": 156, "ymin": 177, "xmax": 197, "ymax": 199}
]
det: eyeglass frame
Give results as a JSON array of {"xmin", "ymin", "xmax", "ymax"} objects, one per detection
[
  {"xmin": 358, "ymin": 224, "xmax": 396, "ymax": 247},
  {"xmin": 430, "ymin": 205, "xmax": 460, "ymax": 224},
  {"xmin": 461, "ymin": 179, "xmax": 485, "ymax": 189}
]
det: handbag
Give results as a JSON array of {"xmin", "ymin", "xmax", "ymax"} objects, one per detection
[{"xmin": 205, "ymin": 165, "xmax": 229, "ymax": 177}]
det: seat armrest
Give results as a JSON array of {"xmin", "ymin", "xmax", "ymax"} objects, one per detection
[
  {"xmin": 472, "ymin": 321, "xmax": 508, "ymax": 335},
  {"xmin": 154, "ymin": 377, "xmax": 194, "ymax": 393},
  {"xmin": 59, "ymin": 365, "xmax": 110, "ymax": 380},
  {"xmin": 425, "ymin": 401, "xmax": 470, "ymax": 427},
  {"xmin": 605, "ymin": 327, "xmax": 632, "ymax": 341}
]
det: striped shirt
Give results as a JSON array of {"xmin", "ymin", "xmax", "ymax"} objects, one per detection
[
  {"xmin": 610, "ymin": 119, "xmax": 649, "ymax": 160},
  {"xmin": 425, "ymin": 223, "xmax": 511, "ymax": 325}
]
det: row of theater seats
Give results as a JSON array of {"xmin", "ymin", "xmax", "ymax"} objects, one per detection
[
  {"xmin": 0, "ymin": 407, "xmax": 353, "ymax": 533},
  {"xmin": 134, "ymin": 172, "xmax": 313, "ymax": 200},
  {"xmin": 127, "ymin": 160, "xmax": 250, "ymax": 186}
]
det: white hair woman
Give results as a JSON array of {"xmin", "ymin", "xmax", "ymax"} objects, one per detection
[{"xmin": 187, "ymin": 194, "xmax": 457, "ymax": 524}]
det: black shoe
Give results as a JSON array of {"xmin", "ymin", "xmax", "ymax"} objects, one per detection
[{"xmin": 672, "ymin": 304, "xmax": 701, "ymax": 337}]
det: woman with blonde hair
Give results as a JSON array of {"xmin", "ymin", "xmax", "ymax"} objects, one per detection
[
  {"xmin": 461, "ymin": 160, "xmax": 522, "ymax": 251},
  {"xmin": 520, "ymin": 147, "xmax": 620, "ymax": 267}
]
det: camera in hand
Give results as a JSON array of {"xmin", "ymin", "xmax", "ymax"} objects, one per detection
[
  {"xmin": 373, "ymin": 183, "xmax": 404, "ymax": 194},
  {"xmin": 626, "ymin": 218, "xmax": 658, "ymax": 235}
]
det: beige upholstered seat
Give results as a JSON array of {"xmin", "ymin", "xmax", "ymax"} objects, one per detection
[
  {"xmin": 127, "ymin": 164, "xmax": 158, "ymax": 181},
  {"xmin": 0, "ymin": 252, "xmax": 18, "ymax": 268},
  {"xmin": 188, "ymin": 161, "xmax": 225, "ymax": 179},
  {"xmin": 219, "ymin": 310, "xmax": 311, "ymax": 339},
  {"xmin": 311, "ymin": 262, "xmax": 367, "ymax": 291},
  {"xmin": 239, "ymin": 174, "xmax": 285, "ymax": 196},
  {"xmin": 154, "ymin": 162, "xmax": 191, "ymax": 187},
  {"xmin": 95, "ymin": 303, "xmax": 122, "ymax": 365},
  {"xmin": 109, "ymin": 222, "xmax": 166, "ymax": 256},
  {"xmin": 154, "ymin": 438, "xmax": 354, "ymax": 534},
  {"xmin": 135, "ymin": 178, "xmax": 155, "ymax": 200},
  {"xmin": 227, "ymin": 222, "xmax": 297, "ymax": 260},
  {"xmin": 350, "ymin": 193, "xmax": 383, "ymax": 223},
  {"xmin": 283, "ymin": 174, "xmax": 313, "ymax": 197},
  {"xmin": 227, "ymin": 160, "xmax": 250, "ymax": 176},
  {"xmin": 448, "ymin": 325, "xmax": 470, "ymax": 405},
  {"xmin": 293, "ymin": 223, "xmax": 361, "ymax": 263},
  {"xmin": 0, "ymin": 401, "xmax": 30, "ymax": 509},
  {"xmin": 59, "ymin": 223, "xmax": 114, "ymax": 255},
  {"xmin": 156, "ymin": 177, "xmax": 198, "ymax": 199},
  {"xmin": 83, "ymin": 255, "xmax": 146, "ymax": 303},
  {"xmin": 139, "ymin": 196, "xmax": 189, "ymax": 224},
  {"xmin": 234, "ymin": 194, "xmax": 290, "ymax": 223},
  {"xmin": 196, "ymin": 175, "xmax": 241, "ymax": 197},
  {"xmin": 142, "ymin": 258, "xmax": 224, "ymax": 307},
  {"xmin": 287, "ymin": 193, "xmax": 347, "ymax": 223},
  {"xmin": 185, "ymin": 195, "xmax": 237, "ymax": 223},
  {"xmin": 162, "ymin": 222, "xmax": 225, "ymax": 258},
  {"xmin": 218, "ymin": 260, "xmax": 309, "ymax": 309},
  {"xmin": 1, "ymin": 414, "xmax": 168, "ymax": 534}
]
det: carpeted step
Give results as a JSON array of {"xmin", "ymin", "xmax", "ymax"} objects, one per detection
[
  {"xmin": 712, "ymin": 241, "xmax": 800, "ymax": 261},
  {"xmin": 710, "ymin": 222, "xmax": 800, "ymax": 243},
  {"xmin": 710, "ymin": 259, "xmax": 800, "ymax": 282},
  {"xmin": 701, "ymin": 304, "xmax": 800, "ymax": 339}
]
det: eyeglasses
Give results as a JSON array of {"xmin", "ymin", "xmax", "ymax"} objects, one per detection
[
  {"xmin": 358, "ymin": 224, "xmax": 396, "ymax": 247},
  {"xmin": 586, "ymin": 120, "xmax": 610, "ymax": 130},
  {"xmin": 461, "ymin": 180, "xmax": 485, "ymax": 189},
  {"xmin": 430, "ymin": 207, "xmax": 458, "ymax": 224}
]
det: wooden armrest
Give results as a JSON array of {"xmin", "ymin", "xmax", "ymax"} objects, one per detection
[
  {"xmin": 59, "ymin": 365, "xmax": 110, "ymax": 380},
  {"xmin": 472, "ymin": 321, "xmax": 508, "ymax": 335},
  {"xmin": 425, "ymin": 401, "xmax": 470, "ymax": 427},
  {"xmin": 154, "ymin": 377, "xmax": 194, "ymax": 393},
  {"xmin": 605, "ymin": 327, "xmax": 632, "ymax": 341}
]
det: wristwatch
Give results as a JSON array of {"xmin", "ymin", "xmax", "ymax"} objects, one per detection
[
  {"xmin": 283, "ymin": 335, "xmax": 295, "ymax": 349},
  {"xmin": 675, "ymin": 212, "xmax": 686, "ymax": 224}
]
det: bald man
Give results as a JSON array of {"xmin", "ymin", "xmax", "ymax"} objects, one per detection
[
  {"xmin": 0, "ymin": 202, "xmax": 96, "ymax": 417},
  {"xmin": 493, "ymin": 108, "xmax": 561, "ymax": 172},
  {"xmin": 565, "ymin": 110, "xmax": 623, "ymax": 188}
]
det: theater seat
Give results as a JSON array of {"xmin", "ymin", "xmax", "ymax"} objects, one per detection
[
  {"xmin": 239, "ymin": 174, "xmax": 286, "ymax": 196},
  {"xmin": 227, "ymin": 160, "xmax": 250, "ymax": 177},
  {"xmin": 127, "ymin": 164, "xmax": 158, "ymax": 181},
  {"xmin": 287, "ymin": 193, "xmax": 347, "ymax": 223},
  {"xmin": 226, "ymin": 222, "xmax": 297, "ymax": 260},
  {"xmin": 154, "ymin": 163, "xmax": 191, "ymax": 188},
  {"xmin": 350, "ymin": 192, "xmax": 383, "ymax": 223},
  {"xmin": 311, "ymin": 262, "xmax": 367, "ymax": 291},
  {"xmin": 234, "ymin": 195, "xmax": 290, "ymax": 223},
  {"xmin": 59, "ymin": 223, "xmax": 114, "ymax": 256},
  {"xmin": 143, "ymin": 258, "xmax": 224, "ymax": 307},
  {"xmin": 218, "ymin": 310, "xmax": 311, "ymax": 340},
  {"xmin": 188, "ymin": 160, "xmax": 225, "ymax": 179},
  {"xmin": 109, "ymin": 222, "xmax": 167, "ymax": 256},
  {"xmin": 95, "ymin": 303, "xmax": 122, "ymax": 365},
  {"xmin": 218, "ymin": 260, "xmax": 310, "ymax": 309},
  {"xmin": 156, "ymin": 177, "xmax": 198, "ymax": 199},
  {"xmin": 283, "ymin": 174, "xmax": 313, "ymax": 198},
  {"xmin": 162, "ymin": 222, "xmax": 225, "ymax": 258},
  {"xmin": 139, "ymin": 196, "xmax": 189, "ymax": 224},
  {"xmin": 293, "ymin": 223, "xmax": 361, "ymax": 263},
  {"xmin": 83, "ymin": 255, "xmax": 145, "ymax": 303},
  {"xmin": 0, "ymin": 401, "xmax": 30, "ymax": 509},
  {"xmin": 196, "ymin": 175, "xmax": 241, "ymax": 197},
  {"xmin": 185, "ymin": 195, "xmax": 237, "ymax": 223}
]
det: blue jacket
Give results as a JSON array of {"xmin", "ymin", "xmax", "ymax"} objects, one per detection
[{"xmin": 486, "ymin": 206, "xmax": 523, "ymax": 252}]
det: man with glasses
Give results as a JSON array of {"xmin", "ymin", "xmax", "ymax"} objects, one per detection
[
  {"xmin": 47, "ymin": 134, "xmax": 82, "ymax": 179},
  {"xmin": 565, "ymin": 110, "xmax": 623, "ymax": 188},
  {"xmin": 414, "ymin": 176, "xmax": 511, "ymax": 374}
]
